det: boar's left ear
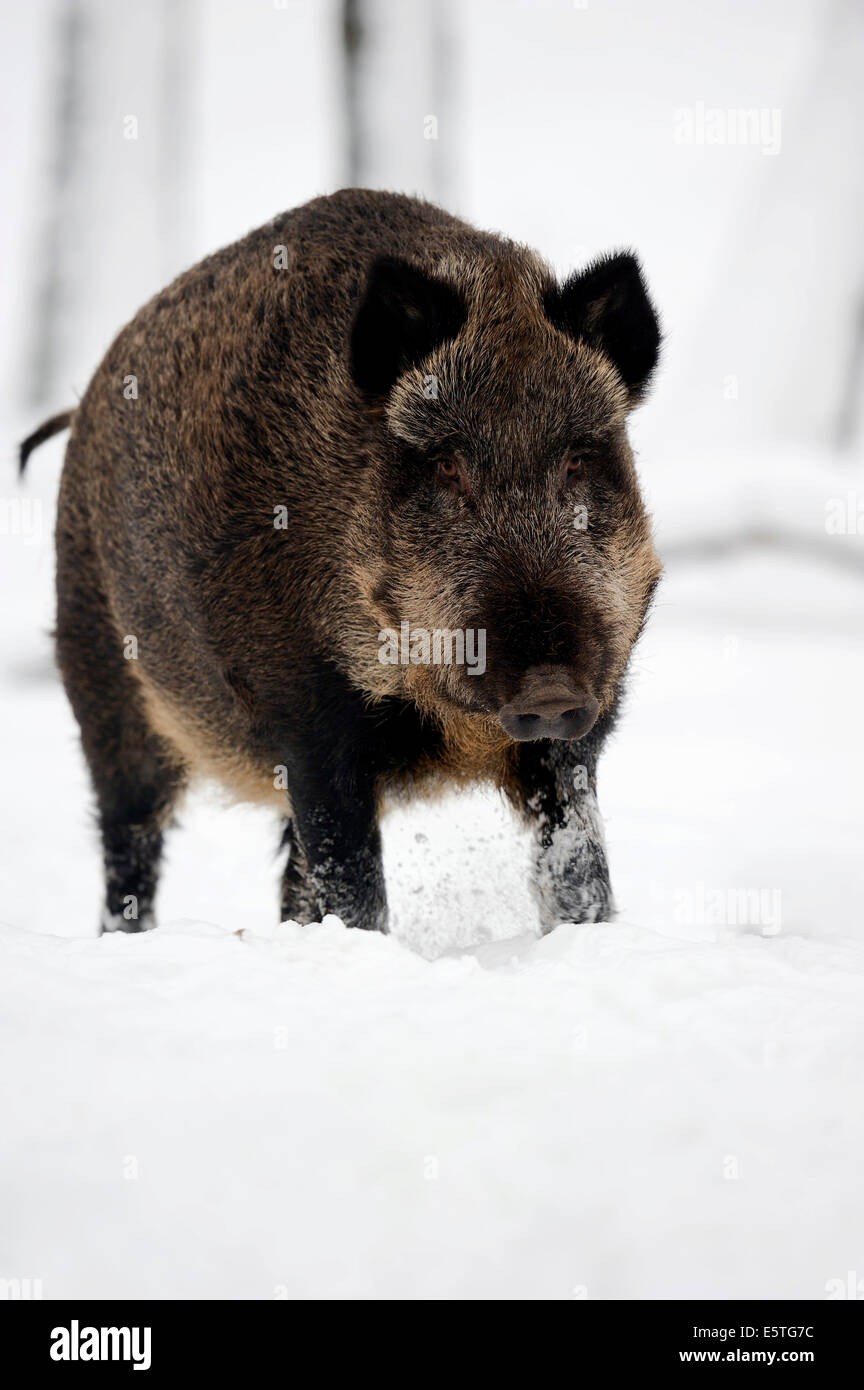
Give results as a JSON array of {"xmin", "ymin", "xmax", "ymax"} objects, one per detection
[
  {"xmin": 351, "ymin": 256, "xmax": 467, "ymax": 397},
  {"xmin": 544, "ymin": 252, "xmax": 661, "ymax": 403}
]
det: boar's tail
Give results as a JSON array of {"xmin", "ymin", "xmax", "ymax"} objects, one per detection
[{"xmin": 19, "ymin": 409, "xmax": 76, "ymax": 476}]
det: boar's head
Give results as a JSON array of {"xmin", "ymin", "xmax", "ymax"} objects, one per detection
[{"xmin": 347, "ymin": 247, "xmax": 662, "ymax": 741}]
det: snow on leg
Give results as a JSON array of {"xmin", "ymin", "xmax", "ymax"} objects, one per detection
[
  {"xmin": 508, "ymin": 736, "xmax": 614, "ymax": 933},
  {"xmin": 279, "ymin": 818, "xmax": 319, "ymax": 926}
]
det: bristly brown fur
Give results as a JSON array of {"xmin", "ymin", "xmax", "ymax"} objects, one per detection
[{"xmin": 42, "ymin": 189, "xmax": 662, "ymax": 933}]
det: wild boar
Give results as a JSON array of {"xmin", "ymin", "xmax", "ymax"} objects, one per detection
[{"xmin": 21, "ymin": 189, "xmax": 661, "ymax": 936}]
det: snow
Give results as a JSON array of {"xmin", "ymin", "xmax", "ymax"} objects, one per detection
[{"xmin": 2, "ymin": 432, "xmax": 863, "ymax": 1299}]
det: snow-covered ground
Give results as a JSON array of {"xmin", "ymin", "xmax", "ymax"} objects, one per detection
[{"xmin": 1, "ymin": 433, "xmax": 863, "ymax": 1298}]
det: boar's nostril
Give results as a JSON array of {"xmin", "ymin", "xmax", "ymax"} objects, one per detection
[
  {"xmin": 497, "ymin": 666, "xmax": 599, "ymax": 742},
  {"xmin": 500, "ymin": 698, "xmax": 599, "ymax": 742}
]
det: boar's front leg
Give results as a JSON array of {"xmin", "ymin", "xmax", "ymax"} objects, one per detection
[
  {"xmin": 509, "ymin": 737, "xmax": 614, "ymax": 933},
  {"xmin": 279, "ymin": 818, "xmax": 319, "ymax": 926},
  {"xmin": 279, "ymin": 753, "xmax": 387, "ymax": 933}
]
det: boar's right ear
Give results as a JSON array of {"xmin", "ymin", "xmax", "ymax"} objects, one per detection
[
  {"xmin": 350, "ymin": 256, "xmax": 467, "ymax": 397},
  {"xmin": 544, "ymin": 252, "xmax": 661, "ymax": 403}
]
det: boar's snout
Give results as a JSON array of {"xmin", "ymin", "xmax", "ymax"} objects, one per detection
[{"xmin": 497, "ymin": 665, "xmax": 599, "ymax": 742}]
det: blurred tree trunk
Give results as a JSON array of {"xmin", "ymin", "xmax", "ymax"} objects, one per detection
[
  {"xmin": 342, "ymin": 0, "xmax": 458, "ymax": 207},
  {"xmin": 27, "ymin": 0, "xmax": 85, "ymax": 408},
  {"xmin": 671, "ymin": 0, "xmax": 864, "ymax": 459},
  {"xmin": 26, "ymin": 0, "xmax": 197, "ymax": 409}
]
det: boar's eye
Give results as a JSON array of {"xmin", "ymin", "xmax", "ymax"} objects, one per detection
[
  {"xmin": 436, "ymin": 457, "xmax": 468, "ymax": 494},
  {"xmin": 562, "ymin": 452, "xmax": 583, "ymax": 487}
]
